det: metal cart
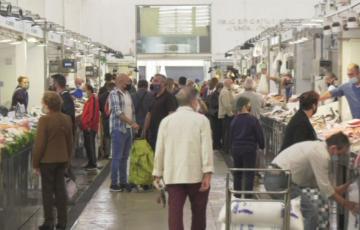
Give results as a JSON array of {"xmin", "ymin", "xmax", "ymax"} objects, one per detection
[
  {"xmin": 260, "ymin": 115, "xmax": 286, "ymax": 163},
  {"xmin": 225, "ymin": 168, "xmax": 292, "ymax": 230}
]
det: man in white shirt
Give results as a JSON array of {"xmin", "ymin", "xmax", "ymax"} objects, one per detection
[
  {"xmin": 153, "ymin": 87, "xmax": 214, "ymax": 230},
  {"xmin": 264, "ymin": 132, "xmax": 359, "ymax": 230},
  {"xmin": 218, "ymin": 78, "xmax": 234, "ymax": 153}
]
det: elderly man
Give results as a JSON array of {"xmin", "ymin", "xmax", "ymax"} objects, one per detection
[
  {"xmin": 109, "ymin": 74, "xmax": 139, "ymax": 192},
  {"xmin": 143, "ymin": 74, "xmax": 177, "ymax": 150},
  {"xmin": 265, "ymin": 132, "xmax": 359, "ymax": 229},
  {"xmin": 238, "ymin": 77, "xmax": 265, "ymax": 119},
  {"xmin": 218, "ymin": 78, "xmax": 234, "ymax": 153},
  {"xmin": 321, "ymin": 63, "xmax": 360, "ymax": 118},
  {"xmin": 153, "ymin": 87, "xmax": 214, "ymax": 230}
]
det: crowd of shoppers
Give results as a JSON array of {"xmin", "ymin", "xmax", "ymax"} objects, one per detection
[{"xmin": 30, "ymin": 66, "xmax": 360, "ymax": 230}]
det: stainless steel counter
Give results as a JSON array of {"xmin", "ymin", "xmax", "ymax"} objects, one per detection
[{"xmin": 0, "ymin": 146, "xmax": 42, "ymax": 229}]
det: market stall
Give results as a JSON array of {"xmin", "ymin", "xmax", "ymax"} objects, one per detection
[{"xmin": 0, "ymin": 2, "xmax": 124, "ymax": 228}]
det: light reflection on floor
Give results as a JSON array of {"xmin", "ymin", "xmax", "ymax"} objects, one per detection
[{"xmin": 72, "ymin": 152, "xmax": 227, "ymax": 230}]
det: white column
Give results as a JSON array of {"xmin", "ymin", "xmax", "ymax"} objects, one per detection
[
  {"xmin": 15, "ymin": 41, "xmax": 27, "ymax": 78},
  {"xmin": 26, "ymin": 44, "xmax": 45, "ymax": 109}
]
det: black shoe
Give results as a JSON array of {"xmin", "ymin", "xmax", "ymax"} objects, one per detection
[
  {"xmin": 120, "ymin": 183, "xmax": 132, "ymax": 192},
  {"xmin": 38, "ymin": 224, "xmax": 54, "ymax": 230},
  {"xmin": 110, "ymin": 184, "xmax": 122, "ymax": 192},
  {"xmin": 55, "ymin": 224, "xmax": 66, "ymax": 230},
  {"xmin": 84, "ymin": 165, "xmax": 97, "ymax": 171}
]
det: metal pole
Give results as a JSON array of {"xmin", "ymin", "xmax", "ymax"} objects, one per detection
[
  {"xmin": 267, "ymin": 37, "xmax": 271, "ymax": 93},
  {"xmin": 284, "ymin": 172, "xmax": 291, "ymax": 230},
  {"xmin": 225, "ymin": 173, "xmax": 231, "ymax": 230},
  {"xmin": 43, "ymin": 22, "xmax": 49, "ymax": 90},
  {"xmin": 329, "ymin": 156, "xmax": 339, "ymax": 230},
  {"xmin": 278, "ymin": 35, "xmax": 282, "ymax": 96}
]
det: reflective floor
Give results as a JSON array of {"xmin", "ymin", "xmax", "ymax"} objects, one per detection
[{"xmin": 71, "ymin": 152, "xmax": 227, "ymax": 230}]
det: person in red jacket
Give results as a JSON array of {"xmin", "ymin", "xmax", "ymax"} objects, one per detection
[{"xmin": 82, "ymin": 84, "xmax": 100, "ymax": 171}]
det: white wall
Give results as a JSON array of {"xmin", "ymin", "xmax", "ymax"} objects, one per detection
[
  {"xmin": 27, "ymin": 45, "xmax": 45, "ymax": 109},
  {"xmin": 10, "ymin": 0, "xmax": 318, "ymax": 59},
  {"xmin": 0, "ymin": 46, "xmax": 17, "ymax": 108},
  {"xmin": 77, "ymin": 0, "xmax": 318, "ymax": 59}
]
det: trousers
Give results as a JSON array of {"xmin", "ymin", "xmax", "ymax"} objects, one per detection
[
  {"xmin": 232, "ymin": 150, "xmax": 257, "ymax": 198},
  {"xmin": 111, "ymin": 128, "xmax": 132, "ymax": 185},
  {"xmin": 40, "ymin": 163, "xmax": 67, "ymax": 226},
  {"xmin": 221, "ymin": 116, "xmax": 233, "ymax": 153},
  {"xmin": 264, "ymin": 171, "xmax": 318, "ymax": 230},
  {"xmin": 167, "ymin": 183, "xmax": 210, "ymax": 230},
  {"xmin": 83, "ymin": 130, "xmax": 97, "ymax": 167}
]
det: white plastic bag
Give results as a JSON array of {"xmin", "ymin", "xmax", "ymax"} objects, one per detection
[
  {"xmin": 218, "ymin": 197, "xmax": 304, "ymax": 230},
  {"xmin": 66, "ymin": 177, "xmax": 78, "ymax": 200},
  {"xmin": 257, "ymin": 74, "xmax": 269, "ymax": 94}
]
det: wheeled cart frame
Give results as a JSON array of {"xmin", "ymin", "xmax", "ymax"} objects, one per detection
[{"xmin": 225, "ymin": 168, "xmax": 292, "ymax": 230}]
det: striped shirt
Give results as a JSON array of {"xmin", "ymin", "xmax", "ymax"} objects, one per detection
[{"xmin": 108, "ymin": 88, "xmax": 136, "ymax": 133}]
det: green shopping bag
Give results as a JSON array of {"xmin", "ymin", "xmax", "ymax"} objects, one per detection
[{"xmin": 129, "ymin": 139, "xmax": 154, "ymax": 185}]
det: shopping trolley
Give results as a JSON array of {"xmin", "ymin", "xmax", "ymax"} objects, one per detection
[{"xmin": 225, "ymin": 168, "xmax": 292, "ymax": 230}]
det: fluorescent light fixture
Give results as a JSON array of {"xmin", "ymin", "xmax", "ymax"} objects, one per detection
[
  {"xmin": 37, "ymin": 43, "xmax": 47, "ymax": 47},
  {"xmin": 310, "ymin": 19, "xmax": 324, "ymax": 23},
  {"xmin": 27, "ymin": 37, "xmax": 38, "ymax": 43},
  {"xmin": 10, "ymin": 41, "xmax": 22, "ymax": 45},
  {"xmin": 0, "ymin": 39, "xmax": 13, "ymax": 43}
]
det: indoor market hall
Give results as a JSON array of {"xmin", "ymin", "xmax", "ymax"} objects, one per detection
[{"xmin": 1, "ymin": 0, "xmax": 360, "ymax": 230}]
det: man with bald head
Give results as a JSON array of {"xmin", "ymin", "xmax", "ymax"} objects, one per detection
[
  {"xmin": 218, "ymin": 78, "xmax": 234, "ymax": 153},
  {"xmin": 108, "ymin": 73, "xmax": 139, "ymax": 192},
  {"xmin": 143, "ymin": 74, "xmax": 177, "ymax": 150},
  {"xmin": 153, "ymin": 87, "xmax": 213, "ymax": 230},
  {"xmin": 321, "ymin": 63, "xmax": 360, "ymax": 118}
]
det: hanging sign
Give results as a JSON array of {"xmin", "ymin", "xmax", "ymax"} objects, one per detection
[
  {"xmin": 24, "ymin": 23, "xmax": 44, "ymax": 38},
  {"xmin": 64, "ymin": 38, "xmax": 75, "ymax": 49},
  {"xmin": 281, "ymin": 30, "xmax": 294, "ymax": 42},
  {"xmin": 270, "ymin": 36, "xmax": 280, "ymax": 46},
  {"xmin": 48, "ymin": 31, "xmax": 62, "ymax": 44},
  {"xmin": 0, "ymin": 15, "xmax": 24, "ymax": 33}
]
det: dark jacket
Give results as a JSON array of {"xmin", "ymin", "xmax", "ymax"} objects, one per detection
[
  {"xmin": 206, "ymin": 90, "xmax": 220, "ymax": 117},
  {"xmin": 32, "ymin": 112, "xmax": 73, "ymax": 168},
  {"xmin": 230, "ymin": 113, "xmax": 265, "ymax": 153},
  {"xmin": 60, "ymin": 90, "xmax": 75, "ymax": 126},
  {"xmin": 11, "ymin": 86, "xmax": 28, "ymax": 111},
  {"xmin": 280, "ymin": 110, "xmax": 317, "ymax": 151},
  {"xmin": 132, "ymin": 89, "xmax": 155, "ymax": 128}
]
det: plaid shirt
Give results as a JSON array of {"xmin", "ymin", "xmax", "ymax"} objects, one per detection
[{"xmin": 108, "ymin": 88, "xmax": 136, "ymax": 133}]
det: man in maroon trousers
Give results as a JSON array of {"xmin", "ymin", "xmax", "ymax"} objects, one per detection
[{"xmin": 153, "ymin": 87, "xmax": 214, "ymax": 230}]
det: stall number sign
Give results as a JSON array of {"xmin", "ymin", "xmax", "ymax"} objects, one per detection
[
  {"xmin": 5, "ymin": 19, "xmax": 15, "ymax": 28},
  {"xmin": 217, "ymin": 18, "xmax": 279, "ymax": 32}
]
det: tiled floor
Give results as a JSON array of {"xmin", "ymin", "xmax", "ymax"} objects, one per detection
[{"xmin": 71, "ymin": 152, "xmax": 228, "ymax": 230}]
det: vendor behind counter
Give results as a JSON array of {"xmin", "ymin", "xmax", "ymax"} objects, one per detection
[
  {"xmin": 321, "ymin": 63, "xmax": 360, "ymax": 119},
  {"xmin": 281, "ymin": 91, "xmax": 319, "ymax": 151}
]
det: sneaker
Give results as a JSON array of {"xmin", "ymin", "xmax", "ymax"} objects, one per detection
[
  {"xmin": 38, "ymin": 224, "xmax": 54, "ymax": 230},
  {"xmin": 120, "ymin": 183, "xmax": 132, "ymax": 192},
  {"xmin": 84, "ymin": 165, "xmax": 97, "ymax": 171},
  {"xmin": 110, "ymin": 184, "xmax": 122, "ymax": 192}
]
